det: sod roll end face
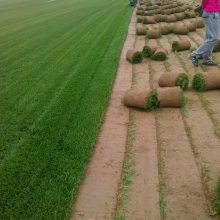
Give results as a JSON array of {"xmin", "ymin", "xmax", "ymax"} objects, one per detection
[
  {"xmin": 175, "ymin": 73, "xmax": 189, "ymax": 90},
  {"xmin": 192, "ymin": 73, "xmax": 205, "ymax": 91},
  {"xmin": 136, "ymin": 26, "xmax": 146, "ymax": 35},
  {"xmin": 142, "ymin": 45, "xmax": 158, "ymax": 57},
  {"xmin": 126, "ymin": 50, "xmax": 143, "ymax": 63},
  {"xmin": 146, "ymin": 90, "xmax": 159, "ymax": 111}
]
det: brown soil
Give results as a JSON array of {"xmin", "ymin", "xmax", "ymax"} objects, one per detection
[{"xmin": 70, "ymin": 5, "xmax": 220, "ymax": 220}]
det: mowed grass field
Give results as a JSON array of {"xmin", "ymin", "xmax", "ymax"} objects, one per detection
[{"xmin": 0, "ymin": 0, "xmax": 132, "ymax": 219}]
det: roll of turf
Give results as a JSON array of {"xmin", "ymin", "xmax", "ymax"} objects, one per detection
[
  {"xmin": 146, "ymin": 29, "xmax": 161, "ymax": 39},
  {"xmin": 196, "ymin": 18, "xmax": 204, "ymax": 28},
  {"xmin": 136, "ymin": 26, "xmax": 147, "ymax": 35},
  {"xmin": 142, "ymin": 45, "xmax": 158, "ymax": 57},
  {"xmin": 214, "ymin": 40, "xmax": 220, "ymax": 52},
  {"xmin": 166, "ymin": 23, "xmax": 176, "ymax": 33},
  {"xmin": 187, "ymin": 21, "xmax": 197, "ymax": 32},
  {"xmin": 126, "ymin": 50, "xmax": 143, "ymax": 63},
  {"xmin": 159, "ymin": 24, "xmax": 171, "ymax": 35},
  {"xmin": 152, "ymin": 48, "xmax": 168, "ymax": 61},
  {"xmin": 137, "ymin": 16, "xmax": 144, "ymax": 23},
  {"xmin": 174, "ymin": 24, "xmax": 189, "ymax": 35},
  {"xmin": 124, "ymin": 87, "xmax": 185, "ymax": 110},
  {"xmin": 159, "ymin": 72, "xmax": 189, "ymax": 90},
  {"xmin": 165, "ymin": 14, "xmax": 177, "ymax": 22},
  {"xmin": 136, "ymin": 10, "xmax": 144, "ymax": 15},
  {"xmin": 185, "ymin": 11, "xmax": 196, "ymax": 18},
  {"xmin": 123, "ymin": 89, "xmax": 159, "ymax": 111},
  {"xmin": 175, "ymin": 12, "xmax": 185, "ymax": 21},
  {"xmin": 157, "ymin": 87, "xmax": 184, "ymax": 107},
  {"xmin": 154, "ymin": 14, "xmax": 165, "ymax": 22},
  {"xmin": 192, "ymin": 71, "xmax": 220, "ymax": 91},
  {"xmin": 172, "ymin": 40, "xmax": 191, "ymax": 52},
  {"xmin": 143, "ymin": 16, "xmax": 156, "ymax": 24}
]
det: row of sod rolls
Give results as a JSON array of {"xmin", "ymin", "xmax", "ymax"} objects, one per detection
[
  {"xmin": 136, "ymin": 19, "xmax": 204, "ymax": 36},
  {"xmin": 123, "ymin": 87, "xmax": 185, "ymax": 111},
  {"xmin": 126, "ymin": 46, "xmax": 168, "ymax": 63}
]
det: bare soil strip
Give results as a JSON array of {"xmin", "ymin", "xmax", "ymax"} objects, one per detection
[
  {"xmin": 117, "ymin": 36, "xmax": 161, "ymax": 219},
  {"xmin": 70, "ymin": 11, "xmax": 136, "ymax": 220},
  {"xmin": 147, "ymin": 36, "xmax": 211, "ymax": 219}
]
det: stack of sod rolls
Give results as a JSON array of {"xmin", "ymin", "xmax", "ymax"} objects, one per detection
[
  {"xmin": 192, "ymin": 71, "xmax": 220, "ymax": 91},
  {"xmin": 172, "ymin": 40, "xmax": 191, "ymax": 52},
  {"xmin": 124, "ymin": 87, "xmax": 185, "ymax": 111},
  {"xmin": 126, "ymin": 50, "xmax": 143, "ymax": 63},
  {"xmin": 159, "ymin": 72, "xmax": 189, "ymax": 90}
]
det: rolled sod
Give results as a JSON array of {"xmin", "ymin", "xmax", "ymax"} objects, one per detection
[
  {"xmin": 154, "ymin": 14, "xmax": 166, "ymax": 22},
  {"xmin": 159, "ymin": 72, "xmax": 189, "ymax": 90},
  {"xmin": 142, "ymin": 45, "xmax": 158, "ymax": 57},
  {"xmin": 175, "ymin": 12, "xmax": 185, "ymax": 21},
  {"xmin": 126, "ymin": 50, "xmax": 143, "ymax": 64},
  {"xmin": 136, "ymin": 10, "xmax": 144, "ymax": 15},
  {"xmin": 166, "ymin": 23, "xmax": 176, "ymax": 33},
  {"xmin": 165, "ymin": 14, "xmax": 177, "ymax": 22},
  {"xmin": 146, "ymin": 29, "xmax": 161, "ymax": 39},
  {"xmin": 124, "ymin": 87, "xmax": 185, "ymax": 109},
  {"xmin": 196, "ymin": 18, "xmax": 204, "ymax": 28},
  {"xmin": 174, "ymin": 24, "xmax": 189, "ymax": 35},
  {"xmin": 152, "ymin": 48, "xmax": 168, "ymax": 61},
  {"xmin": 172, "ymin": 40, "xmax": 191, "ymax": 52},
  {"xmin": 159, "ymin": 24, "xmax": 171, "ymax": 35},
  {"xmin": 185, "ymin": 11, "xmax": 196, "ymax": 18},
  {"xmin": 187, "ymin": 21, "xmax": 197, "ymax": 32},
  {"xmin": 123, "ymin": 89, "xmax": 159, "ymax": 111},
  {"xmin": 136, "ymin": 26, "xmax": 147, "ymax": 35},
  {"xmin": 157, "ymin": 87, "xmax": 184, "ymax": 108},
  {"xmin": 192, "ymin": 71, "xmax": 220, "ymax": 91},
  {"xmin": 213, "ymin": 40, "xmax": 220, "ymax": 52},
  {"xmin": 137, "ymin": 16, "xmax": 144, "ymax": 23},
  {"xmin": 143, "ymin": 16, "xmax": 156, "ymax": 24}
]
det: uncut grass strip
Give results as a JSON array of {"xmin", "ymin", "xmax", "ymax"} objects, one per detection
[
  {"xmin": 0, "ymin": 1, "xmax": 123, "ymax": 92},
  {"xmin": 165, "ymin": 34, "xmax": 220, "ymax": 215},
  {"xmin": 0, "ymin": 0, "xmax": 124, "ymax": 54},
  {"xmin": 0, "ymin": 7, "xmax": 116, "ymax": 97},
  {"xmin": 0, "ymin": 9, "xmax": 121, "ymax": 163},
  {"xmin": 0, "ymin": 5, "xmax": 131, "ymax": 165},
  {"xmin": 0, "ymin": 6, "xmax": 132, "ymax": 220}
]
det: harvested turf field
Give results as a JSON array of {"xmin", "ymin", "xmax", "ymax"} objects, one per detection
[{"xmin": 0, "ymin": 0, "xmax": 132, "ymax": 219}]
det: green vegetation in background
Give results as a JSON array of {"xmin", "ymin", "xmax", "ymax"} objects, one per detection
[{"xmin": 0, "ymin": 0, "xmax": 132, "ymax": 219}]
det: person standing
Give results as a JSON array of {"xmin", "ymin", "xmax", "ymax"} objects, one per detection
[{"xmin": 191, "ymin": 0, "xmax": 220, "ymax": 66}]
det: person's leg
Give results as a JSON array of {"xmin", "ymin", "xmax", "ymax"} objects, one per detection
[{"xmin": 191, "ymin": 12, "xmax": 220, "ymax": 66}]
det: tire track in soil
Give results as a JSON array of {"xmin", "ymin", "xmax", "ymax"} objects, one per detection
[
  {"xmin": 163, "ymin": 31, "xmax": 220, "ymax": 217},
  {"xmin": 70, "ymin": 11, "xmax": 136, "ymax": 220},
  {"xmin": 147, "ymin": 35, "xmax": 211, "ymax": 219}
]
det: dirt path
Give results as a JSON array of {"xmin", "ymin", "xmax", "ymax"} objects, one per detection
[{"xmin": 71, "ymin": 5, "xmax": 220, "ymax": 220}]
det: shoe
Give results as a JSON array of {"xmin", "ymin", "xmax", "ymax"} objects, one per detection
[
  {"xmin": 202, "ymin": 60, "xmax": 217, "ymax": 65},
  {"xmin": 191, "ymin": 55, "xmax": 199, "ymax": 66}
]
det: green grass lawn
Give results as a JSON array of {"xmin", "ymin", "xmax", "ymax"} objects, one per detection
[{"xmin": 0, "ymin": 0, "xmax": 132, "ymax": 219}]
